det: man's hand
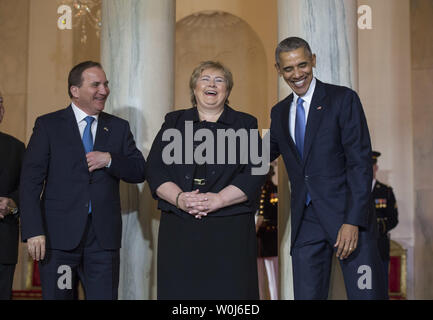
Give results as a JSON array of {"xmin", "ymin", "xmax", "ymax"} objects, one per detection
[
  {"xmin": 334, "ymin": 224, "xmax": 359, "ymax": 260},
  {"xmin": 0, "ymin": 197, "xmax": 16, "ymax": 219},
  {"xmin": 27, "ymin": 235, "xmax": 46, "ymax": 261},
  {"xmin": 86, "ymin": 151, "xmax": 111, "ymax": 172}
]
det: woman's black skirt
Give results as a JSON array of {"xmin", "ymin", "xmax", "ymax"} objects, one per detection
[{"xmin": 157, "ymin": 211, "xmax": 259, "ymax": 300}]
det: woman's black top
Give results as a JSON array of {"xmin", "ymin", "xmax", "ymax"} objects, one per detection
[{"xmin": 146, "ymin": 105, "xmax": 266, "ymax": 218}]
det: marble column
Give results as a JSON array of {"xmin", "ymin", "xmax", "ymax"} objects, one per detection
[
  {"xmin": 101, "ymin": 0, "xmax": 175, "ymax": 299},
  {"xmin": 411, "ymin": 0, "xmax": 433, "ymax": 299},
  {"xmin": 277, "ymin": 0, "xmax": 358, "ymax": 299}
]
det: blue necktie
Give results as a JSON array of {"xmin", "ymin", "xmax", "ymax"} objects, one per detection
[
  {"xmin": 83, "ymin": 116, "xmax": 95, "ymax": 154},
  {"xmin": 295, "ymin": 98, "xmax": 311, "ymax": 205},
  {"xmin": 295, "ymin": 97, "xmax": 306, "ymax": 158},
  {"xmin": 83, "ymin": 116, "xmax": 94, "ymax": 213}
]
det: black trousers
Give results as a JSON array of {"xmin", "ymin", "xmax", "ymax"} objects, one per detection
[
  {"xmin": 39, "ymin": 216, "xmax": 120, "ymax": 300},
  {"xmin": 0, "ymin": 264, "xmax": 16, "ymax": 300},
  {"xmin": 292, "ymin": 203, "xmax": 387, "ymax": 300}
]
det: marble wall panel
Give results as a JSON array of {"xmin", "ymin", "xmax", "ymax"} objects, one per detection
[
  {"xmin": 101, "ymin": 0, "xmax": 175, "ymax": 300},
  {"xmin": 411, "ymin": 0, "xmax": 433, "ymax": 299}
]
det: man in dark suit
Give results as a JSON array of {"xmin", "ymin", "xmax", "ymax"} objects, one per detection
[
  {"xmin": 20, "ymin": 61, "xmax": 146, "ymax": 299},
  {"xmin": 0, "ymin": 90, "xmax": 25, "ymax": 299},
  {"xmin": 269, "ymin": 37, "xmax": 386, "ymax": 299},
  {"xmin": 371, "ymin": 151, "xmax": 398, "ymax": 297}
]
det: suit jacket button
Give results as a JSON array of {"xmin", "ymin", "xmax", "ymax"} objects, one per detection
[
  {"xmin": 305, "ymin": 176, "xmax": 309, "ymax": 181},
  {"xmin": 185, "ymin": 175, "xmax": 190, "ymax": 179}
]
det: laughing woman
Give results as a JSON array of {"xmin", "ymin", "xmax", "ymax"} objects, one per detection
[{"xmin": 146, "ymin": 61, "xmax": 265, "ymax": 299}]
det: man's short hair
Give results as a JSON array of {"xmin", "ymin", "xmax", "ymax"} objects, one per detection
[
  {"xmin": 275, "ymin": 37, "xmax": 313, "ymax": 65},
  {"xmin": 68, "ymin": 61, "xmax": 103, "ymax": 98}
]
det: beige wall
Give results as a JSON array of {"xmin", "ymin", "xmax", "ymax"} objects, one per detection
[
  {"xmin": 0, "ymin": 0, "xmax": 30, "ymax": 142},
  {"xmin": 358, "ymin": 0, "xmax": 414, "ymax": 246},
  {"xmin": 26, "ymin": 0, "xmax": 74, "ymax": 142},
  {"xmin": 411, "ymin": 0, "xmax": 433, "ymax": 300},
  {"xmin": 358, "ymin": 0, "xmax": 415, "ymax": 297},
  {"xmin": 73, "ymin": 2, "xmax": 101, "ymax": 66},
  {"xmin": 176, "ymin": 0, "xmax": 278, "ymax": 129},
  {"xmin": 26, "ymin": 0, "xmax": 102, "ymax": 143}
]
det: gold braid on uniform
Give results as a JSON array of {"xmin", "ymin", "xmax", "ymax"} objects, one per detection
[{"xmin": 258, "ymin": 187, "xmax": 266, "ymax": 216}]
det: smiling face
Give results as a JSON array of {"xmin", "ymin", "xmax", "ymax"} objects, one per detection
[
  {"xmin": 70, "ymin": 66, "xmax": 110, "ymax": 115},
  {"xmin": 276, "ymin": 47, "xmax": 316, "ymax": 97},
  {"xmin": 193, "ymin": 68, "xmax": 229, "ymax": 111}
]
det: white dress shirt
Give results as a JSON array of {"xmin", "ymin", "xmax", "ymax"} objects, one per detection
[
  {"xmin": 289, "ymin": 77, "xmax": 317, "ymax": 143},
  {"xmin": 71, "ymin": 103, "xmax": 112, "ymax": 167},
  {"xmin": 71, "ymin": 103, "xmax": 98, "ymax": 143}
]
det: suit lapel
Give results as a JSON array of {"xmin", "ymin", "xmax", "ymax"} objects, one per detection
[
  {"xmin": 279, "ymin": 95, "xmax": 302, "ymax": 165},
  {"xmin": 63, "ymin": 105, "xmax": 87, "ymax": 160},
  {"xmin": 303, "ymin": 80, "xmax": 327, "ymax": 162},
  {"xmin": 94, "ymin": 112, "xmax": 110, "ymax": 151}
]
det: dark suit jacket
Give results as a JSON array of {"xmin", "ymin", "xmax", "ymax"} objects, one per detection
[
  {"xmin": 20, "ymin": 106, "xmax": 146, "ymax": 250},
  {"xmin": 0, "ymin": 131, "xmax": 25, "ymax": 264},
  {"xmin": 270, "ymin": 79, "xmax": 373, "ymax": 247},
  {"xmin": 146, "ymin": 105, "xmax": 265, "ymax": 218}
]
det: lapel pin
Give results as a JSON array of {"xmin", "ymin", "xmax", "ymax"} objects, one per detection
[
  {"xmin": 317, "ymin": 106, "xmax": 323, "ymax": 110},
  {"xmin": 104, "ymin": 127, "xmax": 109, "ymax": 132}
]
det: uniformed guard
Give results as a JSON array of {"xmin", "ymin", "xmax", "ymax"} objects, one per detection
[
  {"xmin": 372, "ymin": 151, "xmax": 399, "ymax": 298},
  {"xmin": 256, "ymin": 162, "xmax": 278, "ymax": 300}
]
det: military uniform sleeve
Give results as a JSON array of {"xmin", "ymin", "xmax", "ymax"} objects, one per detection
[{"xmin": 385, "ymin": 187, "xmax": 399, "ymax": 232}]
